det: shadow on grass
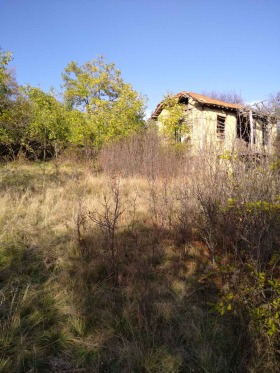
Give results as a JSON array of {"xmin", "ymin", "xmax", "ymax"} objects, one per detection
[
  {"xmin": 67, "ymin": 224, "xmax": 250, "ymax": 372},
  {"xmin": 0, "ymin": 243, "xmax": 71, "ymax": 372},
  {"xmin": 0, "ymin": 162, "xmax": 85, "ymax": 194}
]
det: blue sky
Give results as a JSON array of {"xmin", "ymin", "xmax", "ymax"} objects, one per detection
[{"xmin": 1, "ymin": 0, "xmax": 279, "ymax": 114}]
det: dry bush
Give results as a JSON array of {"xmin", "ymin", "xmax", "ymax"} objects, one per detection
[
  {"xmin": 1, "ymin": 147, "xmax": 279, "ymax": 372},
  {"xmin": 177, "ymin": 144, "xmax": 280, "ymax": 371},
  {"xmin": 64, "ymin": 163, "xmax": 248, "ymax": 371},
  {"xmin": 98, "ymin": 129, "xmax": 185, "ymax": 179},
  {"xmin": 174, "ymin": 143, "xmax": 280, "ymax": 268}
]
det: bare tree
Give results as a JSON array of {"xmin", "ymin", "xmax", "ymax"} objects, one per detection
[
  {"xmin": 88, "ymin": 177, "xmax": 125, "ymax": 284},
  {"xmin": 200, "ymin": 90, "xmax": 245, "ymax": 104}
]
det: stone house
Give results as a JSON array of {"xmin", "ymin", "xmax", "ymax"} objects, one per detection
[{"xmin": 151, "ymin": 92, "xmax": 277, "ymax": 155}]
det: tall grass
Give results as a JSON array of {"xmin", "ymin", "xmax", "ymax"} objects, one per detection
[{"xmin": 0, "ymin": 134, "xmax": 279, "ymax": 372}]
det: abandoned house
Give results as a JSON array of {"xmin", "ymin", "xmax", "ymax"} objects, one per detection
[{"xmin": 151, "ymin": 92, "xmax": 278, "ymax": 154}]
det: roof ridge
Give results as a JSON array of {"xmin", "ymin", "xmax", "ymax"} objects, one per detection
[
  {"xmin": 180, "ymin": 91, "xmax": 243, "ymax": 108},
  {"xmin": 151, "ymin": 91, "xmax": 243, "ymax": 119}
]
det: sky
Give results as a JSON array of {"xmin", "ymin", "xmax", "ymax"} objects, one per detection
[{"xmin": 1, "ymin": 0, "xmax": 280, "ymax": 114}]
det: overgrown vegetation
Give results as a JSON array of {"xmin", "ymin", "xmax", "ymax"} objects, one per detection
[
  {"xmin": 0, "ymin": 131, "xmax": 279, "ymax": 372},
  {"xmin": 0, "ymin": 48, "xmax": 279, "ymax": 372},
  {"xmin": 0, "ymin": 50, "xmax": 146, "ymax": 160}
]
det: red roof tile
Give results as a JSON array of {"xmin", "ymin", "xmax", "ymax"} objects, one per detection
[{"xmin": 151, "ymin": 91, "xmax": 244, "ymax": 118}]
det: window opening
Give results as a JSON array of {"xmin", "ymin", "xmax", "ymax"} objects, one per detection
[
  {"xmin": 217, "ymin": 115, "xmax": 225, "ymax": 140},
  {"xmin": 178, "ymin": 97, "xmax": 189, "ymax": 105}
]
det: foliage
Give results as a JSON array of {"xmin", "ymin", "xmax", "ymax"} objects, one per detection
[
  {"xmin": 22, "ymin": 86, "xmax": 70, "ymax": 158},
  {"xmin": 0, "ymin": 49, "xmax": 14, "ymax": 110},
  {"xmin": 0, "ymin": 52, "xmax": 147, "ymax": 160},
  {"xmin": 65, "ymin": 108, "xmax": 89, "ymax": 147},
  {"xmin": 211, "ymin": 262, "xmax": 280, "ymax": 372},
  {"xmin": 62, "ymin": 56, "xmax": 146, "ymax": 148},
  {"xmin": 159, "ymin": 93, "xmax": 188, "ymax": 144},
  {"xmin": 213, "ymin": 263, "xmax": 280, "ymax": 336},
  {"xmin": 218, "ymin": 196, "xmax": 280, "ymax": 264},
  {"xmin": 0, "ymin": 50, "xmax": 30, "ymax": 158},
  {"xmin": 0, "ymin": 95, "xmax": 29, "ymax": 148},
  {"xmin": 62, "ymin": 56, "xmax": 123, "ymax": 112},
  {"xmin": 0, "ymin": 50, "xmax": 76, "ymax": 159},
  {"xmin": 0, "ymin": 48, "xmax": 280, "ymax": 370}
]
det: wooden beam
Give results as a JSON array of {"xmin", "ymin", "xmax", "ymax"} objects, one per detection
[
  {"xmin": 249, "ymin": 110, "xmax": 254, "ymax": 148},
  {"xmin": 201, "ymin": 107, "xmax": 204, "ymax": 149}
]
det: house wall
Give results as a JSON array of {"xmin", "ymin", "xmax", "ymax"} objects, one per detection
[
  {"xmin": 253, "ymin": 117, "xmax": 277, "ymax": 153},
  {"xmin": 157, "ymin": 98, "xmax": 277, "ymax": 154},
  {"xmin": 184, "ymin": 99, "xmax": 237, "ymax": 153}
]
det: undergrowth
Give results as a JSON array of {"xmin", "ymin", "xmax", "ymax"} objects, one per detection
[{"xmin": 0, "ymin": 141, "xmax": 279, "ymax": 372}]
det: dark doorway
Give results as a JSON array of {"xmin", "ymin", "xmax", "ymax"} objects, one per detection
[{"xmin": 237, "ymin": 114, "xmax": 250, "ymax": 143}]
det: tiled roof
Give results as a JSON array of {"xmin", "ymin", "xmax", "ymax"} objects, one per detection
[
  {"xmin": 151, "ymin": 91, "xmax": 244, "ymax": 118},
  {"xmin": 182, "ymin": 92, "xmax": 244, "ymax": 109}
]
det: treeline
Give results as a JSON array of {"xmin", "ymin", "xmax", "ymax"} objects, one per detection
[{"xmin": 0, "ymin": 50, "xmax": 146, "ymax": 160}]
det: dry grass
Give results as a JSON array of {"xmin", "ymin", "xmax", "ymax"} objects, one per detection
[{"xmin": 0, "ymin": 145, "xmax": 279, "ymax": 372}]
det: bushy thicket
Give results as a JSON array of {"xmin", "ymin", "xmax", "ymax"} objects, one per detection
[
  {"xmin": 1, "ymin": 49, "xmax": 280, "ymax": 372},
  {"xmin": 1, "ymin": 131, "xmax": 279, "ymax": 372},
  {"xmin": 0, "ymin": 51, "xmax": 146, "ymax": 161},
  {"xmin": 98, "ymin": 132, "xmax": 280, "ymax": 371}
]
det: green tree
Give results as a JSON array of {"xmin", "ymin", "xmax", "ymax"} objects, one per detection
[
  {"xmin": 23, "ymin": 86, "xmax": 70, "ymax": 159},
  {"xmin": 0, "ymin": 49, "xmax": 14, "ymax": 110},
  {"xmin": 62, "ymin": 56, "xmax": 146, "ymax": 147},
  {"xmin": 66, "ymin": 109, "xmax": 89, "ymax": 147},
  {"xmin": 0, "ymin": 93, "xmax": 31, "ymax": 158},
  {"xmin": 159, "ymin": 93, "xmax": 187, "ymax": 144},
  {"xmin": 0, "ymin": 50, "xmax": 29, "ymax": 158}
]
